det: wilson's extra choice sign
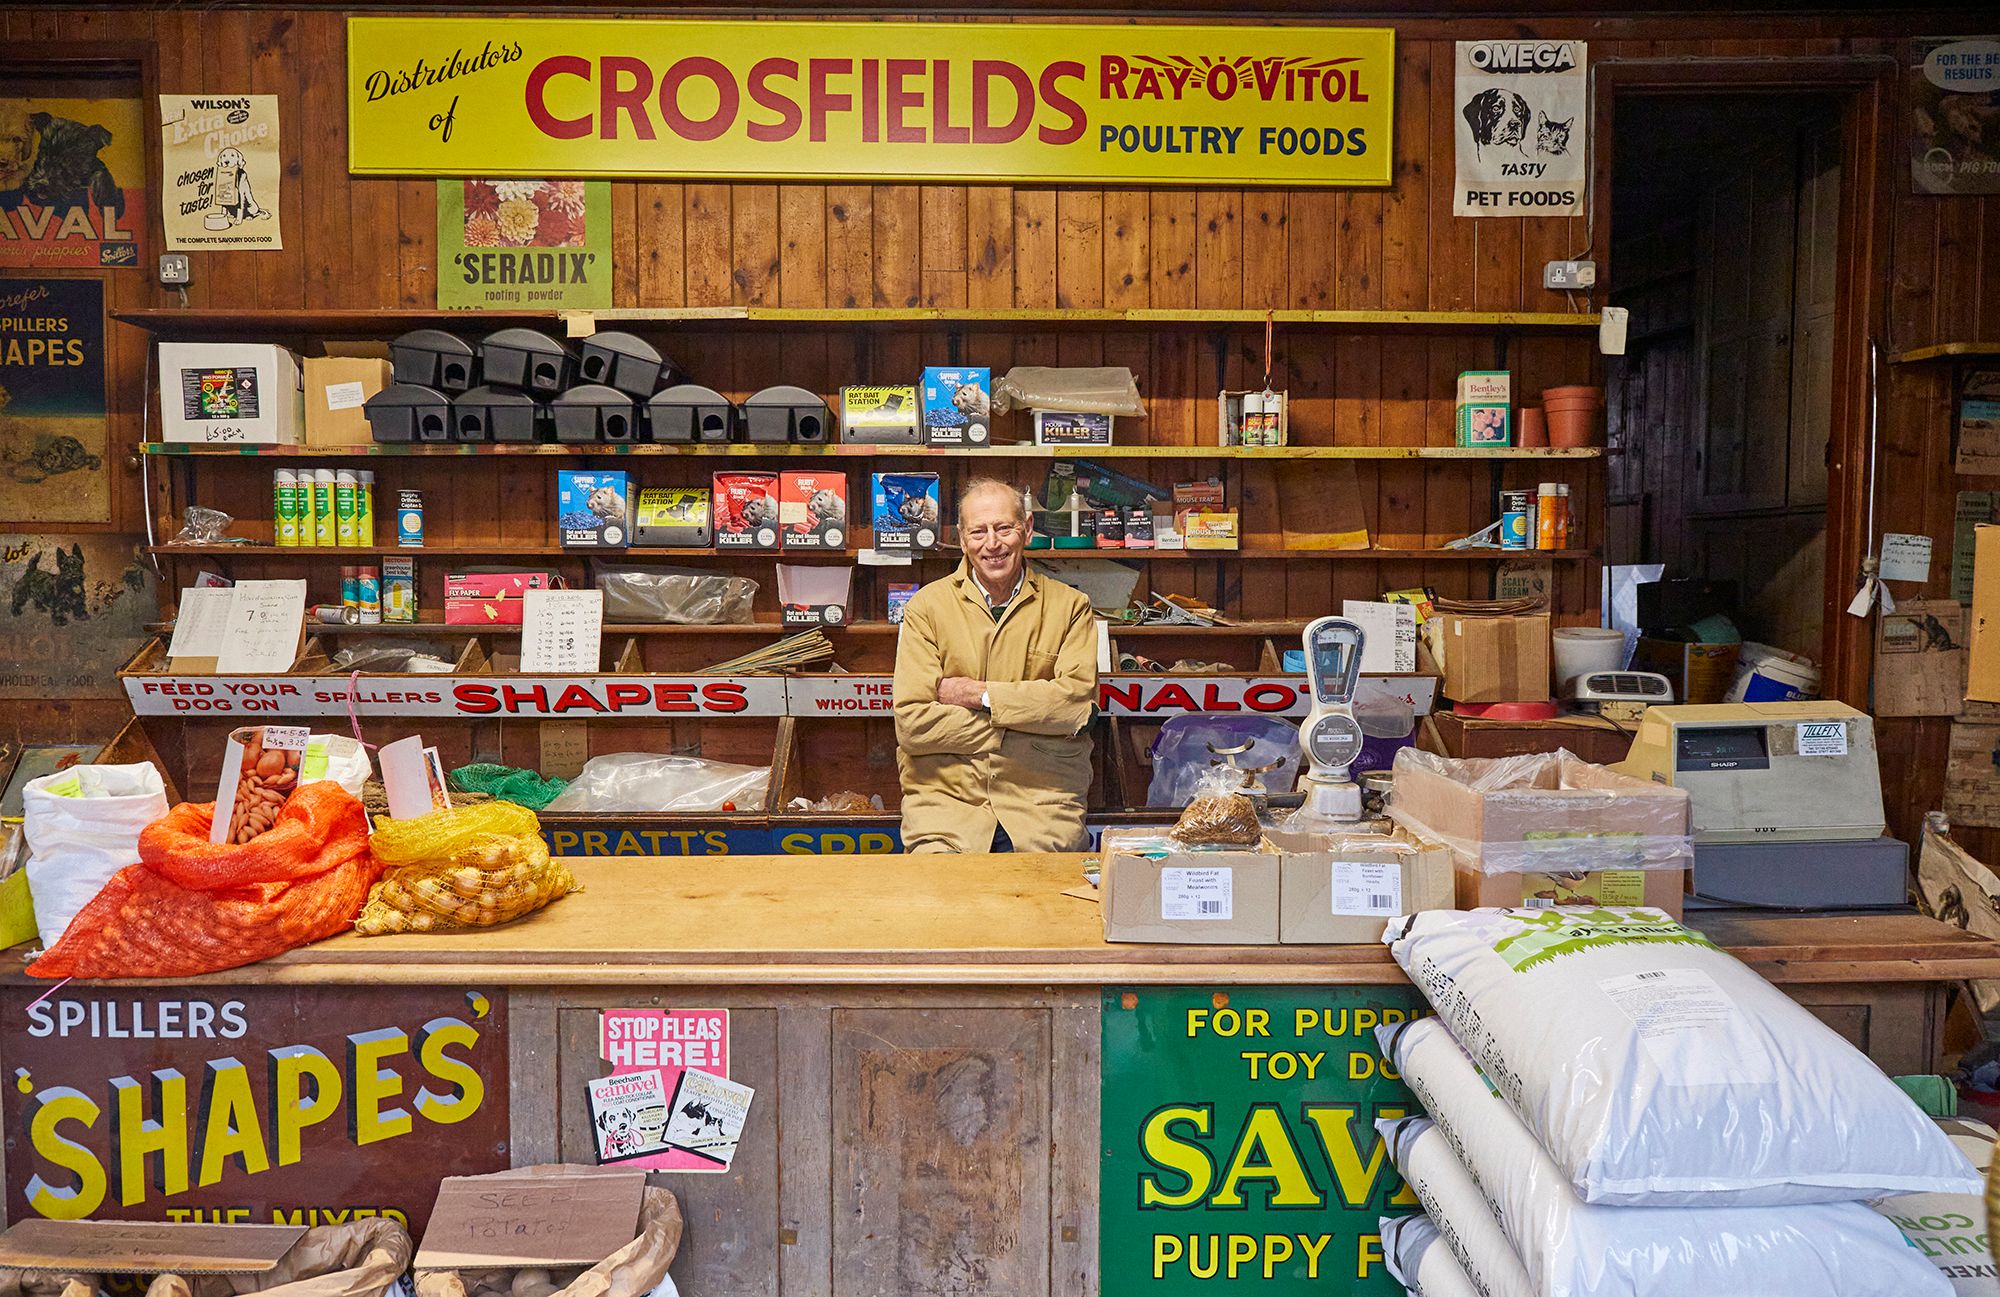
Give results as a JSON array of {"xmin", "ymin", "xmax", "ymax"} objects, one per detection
[
  {"xmin": 3, "ymin": 986, "xmax": 508, "ymax": 1231},
  {"xmin": 346, "ymin": 18, "xmax": 1394, "ymax": 185},
  {"xmin": 125, "ymin": 673, "xmax": 1435, "ymax": 719}
]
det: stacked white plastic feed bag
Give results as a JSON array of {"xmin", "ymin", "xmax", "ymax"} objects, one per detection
[{"xmin": 1371, "ymin": 905, "xmax": 1982, "ymax": 1296}]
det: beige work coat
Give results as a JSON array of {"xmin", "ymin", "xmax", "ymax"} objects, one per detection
[{"xmin": 893, "ymin": 561, "xmax": 1098, "ymax": 853}]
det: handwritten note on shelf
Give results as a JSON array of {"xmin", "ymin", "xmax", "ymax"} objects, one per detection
[
  {"xmin": 520, "ymin": 589, "xmax": 604, "ymax": 674},
  {"xmin": 166, "ymin": 586, "xmax": 238, "ymax": 670},
  {"xmin": 214, "ymin": 580, "xmax": 308, "ymax": 673}
]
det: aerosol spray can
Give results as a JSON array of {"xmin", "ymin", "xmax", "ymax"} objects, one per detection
[
  {"xmin": 1536, "ymin": 482, "xmax": 1560, "ymax": 551},
  {"xmin": 273, "ymin": 470, "xmax": 299, "ymax": 547},
  {"xmin": 356, "ymin": 471, "xmax": 376, "ymax": 547},
  {"xmin": 335, "ymin": 469, "xmax": 359, "ymax": 547},
  {"xmin": 341, "ymin": 565, "xmax": 361, "ymax": 612},
  {"xmin": 312, "ymin": 470, "xmax": 337, "ymax": 547},
  {"xmin": 358, "ymin": 565, "xmax": 382, "ymax": 624},
  {"xmin": 1554, "ymin": 483, "xmax": 1573, "ymax": 549}
]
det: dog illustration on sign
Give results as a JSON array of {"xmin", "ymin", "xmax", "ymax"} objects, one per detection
[{"xmin": 207, "ymin": 146, "xmax": 266, "ymax": 229}]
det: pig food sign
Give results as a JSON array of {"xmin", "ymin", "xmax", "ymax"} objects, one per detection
[{"xmin": 1100, "ymin": 987, "xmax": 1425, "ymax": 1293}]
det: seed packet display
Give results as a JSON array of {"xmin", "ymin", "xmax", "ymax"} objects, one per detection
[
  {"xmin": 872, "ymin": 472, "xmax": 941, "ymax": 549},
  {"xmin": 780, "ymin": 471, "xmax": 849, "ymax": 549},
  {"xmin": 922, "ymin": 367, "xmax": 991, "ymax": 447},
  {"xmin": 557, "ymin": 470, "xmax": 631, "ymax": 548},
  {"xmin": 714, "ymin": 471, "xmax": 782, "ymax": 549}
]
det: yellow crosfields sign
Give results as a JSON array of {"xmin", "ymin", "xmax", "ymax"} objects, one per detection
[{"xmin": 346, "ymin": 18, "xmax": 1395, "ymax": 186}]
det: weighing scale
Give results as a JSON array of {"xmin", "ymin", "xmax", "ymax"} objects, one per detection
[{"xmin": 1296, "ymin": 616, "xmax": 1368, "ymax": 822}]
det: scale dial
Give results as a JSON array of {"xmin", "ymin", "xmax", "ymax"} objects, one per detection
[{"xmin": 1304, "ymin": 711, "xmax": 1365, "ymax": 772}]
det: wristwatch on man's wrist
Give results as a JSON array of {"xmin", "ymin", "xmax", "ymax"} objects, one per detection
[{"xmin": 979, "ymin": 689, "xmax": 990, "ymax": 711}]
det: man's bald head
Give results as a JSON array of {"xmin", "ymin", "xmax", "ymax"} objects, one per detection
[{"xmin": 956, "ymin": 476, "xmax": 1028, "ymax": 525}]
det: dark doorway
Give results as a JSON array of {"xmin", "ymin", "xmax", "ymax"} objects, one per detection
[{"xmin": 1607, "ymin": 92, "xmax": 1844, "ymax": 662}]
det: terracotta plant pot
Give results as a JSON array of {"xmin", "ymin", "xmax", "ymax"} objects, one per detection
[
  {"xmin": 1542, "ymin": 385, "xmax": 1603, "ymax": 449},
  {"xmin": 1517, "ymin": 406, "xmax": 1548, "ymax": 447}
]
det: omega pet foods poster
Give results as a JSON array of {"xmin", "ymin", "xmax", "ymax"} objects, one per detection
[{"xmin": 1453, "ymin": 40, "xmax": 1586, "ymax": 217}]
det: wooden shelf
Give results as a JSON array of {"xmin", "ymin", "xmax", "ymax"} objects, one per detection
[
  {"xmin": 140, "ymin": 441, "xmax": 1607, "ymax": 461},
  {"xmin": 115, "ymin": 306, "xmax": 1602, "ymax": 336},
  {"xmin": 150, "ymin": 618, "xmax": 1307, "ymax": 637},
  {"xmin": 1891, "ymin": 341, "xmax": 2000, "ymax": 365},
  {"xmin": 148, "ymin": 543, "xmax": 1595, "ymax": 562}
]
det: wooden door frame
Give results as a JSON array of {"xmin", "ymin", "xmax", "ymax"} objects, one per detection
[{"xmin": 1593, "ymin": 55, "xmax": 1894, "ymax": 707}]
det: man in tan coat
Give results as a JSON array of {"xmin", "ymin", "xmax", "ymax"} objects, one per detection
[{"xmin": 893, "ymin": 477, "xmax": 1098, "ymax": 853}]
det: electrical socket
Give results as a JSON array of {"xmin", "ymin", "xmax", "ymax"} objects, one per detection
[
  {"xmin": 159, "ymin": 254, "xmax": 191, "ymax": 286},
  {"xmin": 1544, "ymin": 259, "xmax": 1596, "ymax": 290}
]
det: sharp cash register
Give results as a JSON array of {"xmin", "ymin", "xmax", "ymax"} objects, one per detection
[{"xmin": 1615, "ymin": 700, "xmax": 1907, "ymax": 908}]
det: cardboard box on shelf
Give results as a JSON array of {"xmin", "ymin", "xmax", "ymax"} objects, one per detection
[
  {"xmin": 1100, "ymin": 828, "xmax": 1280, "ymax": 944},
  {"xmin": 159, "ymin": 343, "xmax": 304, "ymax": 444},
  {"xmin": 922, "ymin": 366, "xmax": 991, "ymax": 447},
  {"xmin": 1389, "ymin": 750, "xmax": 1692, "ymax": 896},
  {"xmin": 1454, "ymin": 862, "xmax": 1687, "ymax": 919},
  {"xmin": 1970, "ymin": 525, "xmax": 2000, "ymax": 702},
  {"xmin": 780, "ymin": 470, "xmax": 849, "ymax": 549},
  {"xmin": 1266, "ymin": 830, "xmax": 1453, "ymax": 944},
  {"xmin": 304, "ymin": 344, "xmax": 393, "ymax": 447},
  {"xmin": 446, "ymin": 572, "xmax": 551, "ymax": 626},
  {"xmin": 1432, "ymin": 611, "xmax": 1550, "ymax": 703}
]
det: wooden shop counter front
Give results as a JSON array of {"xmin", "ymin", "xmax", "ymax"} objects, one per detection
[{"xmin": 4, "ymin": 856, "xmax": 1997, "ymax": 1297}]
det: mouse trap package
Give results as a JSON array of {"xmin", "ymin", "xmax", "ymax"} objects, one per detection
[
  {"xmin": 871, "ymin": 471, "xmax": 941, "ymax": 549},
  {"xmin": 780, "ymin": 470, "xmax": 849, "ymax": 549},
  {"xmin": 713, "ymin": 471, "xmax": 781, "ymax": 549}
]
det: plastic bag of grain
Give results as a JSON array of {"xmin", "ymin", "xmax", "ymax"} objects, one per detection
[
  {"xmin": 1379, "ymin": 1214, "xmax": 1481, "ymax": 1297},
  {"xmin": 1377, "ymin": 1117, "xmax": 1535, "ymax": 1297},
  {"xmin": 1381, "ymin": 1016, "xmax": 1956, "ymax": 1297},
  {"xmin": 1383, "ymin": 906, "xmax": 1979, "ymax": 1206},
  {"xmin": 1872, "ymin": 1118, "xmax": 2000, "ymax": 1297}
]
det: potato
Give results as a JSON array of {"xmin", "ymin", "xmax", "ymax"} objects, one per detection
[{"xmin": 510, "ymin": 1269, "xmax": 553, "ymax": 1297}]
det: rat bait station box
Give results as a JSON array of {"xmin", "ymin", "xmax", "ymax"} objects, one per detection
[
  {"xmin": 714, "ymin": 471, "xmax": 782, "ymax": 549},
  {"xmin": 781, "ymin": 471, "xmax": 849, "ymax": 549},
  {"xmin": 840, "ymin": 385, "xmax": 921, "ymax": 444},
  {"xmin": 633, "ymin": 486, "xmax": 712, "ymax": 548},
  {"xmin": 922, "ymin": 367, "xmax": 991, "ymax": 447},
  {"xmin": 557, "ymin": 470, "xmax": 630, "ymax": 548}
]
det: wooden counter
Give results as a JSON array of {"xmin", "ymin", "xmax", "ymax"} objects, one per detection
[
  {"xmin": 26, "ymin": 853, "xmax": 2000, "ymax": 987},
  {"xmin": 4, "ymin": 856, "xmax": 1991, "ymax": 1295}
]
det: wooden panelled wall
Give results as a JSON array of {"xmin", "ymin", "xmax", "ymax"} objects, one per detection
[{"xmin": 3, "ymin": 6, "xmax": 1995, "ymax": 851}]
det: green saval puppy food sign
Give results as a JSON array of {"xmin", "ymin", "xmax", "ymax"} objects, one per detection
[{"xmin": 1101, "ymin": 987, "xmax": 1425, "ymax": 1293}]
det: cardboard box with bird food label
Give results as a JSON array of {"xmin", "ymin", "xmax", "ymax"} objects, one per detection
[
  {"xmin": 557, "ymin": 471, "xmax": 630, "ymax": 548},
  {"xmin": 780, "ymin": 471, "xmax": 849, "ymax": 549}
]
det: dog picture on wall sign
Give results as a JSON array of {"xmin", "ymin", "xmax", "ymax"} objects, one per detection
[
  {"xmin": 0, "ymin": 97, "xmax": 143, "ymax": 268},
  {"xmin": 585, "ymin": 1069, "xmax": 672, "ymax": 1164}
]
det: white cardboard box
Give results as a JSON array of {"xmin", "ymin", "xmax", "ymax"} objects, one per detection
[{"xmin": 159, "ymin": 343, "xmax": 304, "ymax": 444}]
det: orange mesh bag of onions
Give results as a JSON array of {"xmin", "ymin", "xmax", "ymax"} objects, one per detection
[{"xmin": 29, "ymin": 781, "xmax": 379, "ymax": 979}]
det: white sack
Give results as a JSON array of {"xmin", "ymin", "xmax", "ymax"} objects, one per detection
[
  {"xmin": 1384, "ymin": 906, "xmax": 1980, "ymax": 1205},
  {"xmin": 1376, "ymin": 1117, "xmax": 1536, "ymax": 1297},
  {"xmin": 23, "ymin": 763, "xmax": 168, "ymax": 949},
  {"xmin": 1874, "ymin": 1118, "xmax": 2000, "ymax": 1296},
  {"xmin": 313, "ymin": 734, "xmax": 372, "ymax": 797},
  {"xmin": 1379, "ymin": 1214, "xmax": 1482, "ymax": 1297},
  {"xmin": 1383, "ymin": 1015, "xmax": 1955, "ymax": 1297}
]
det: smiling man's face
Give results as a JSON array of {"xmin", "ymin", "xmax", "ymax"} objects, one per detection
[{"xmin": 959, "ymin": 482, "xmax": 1028, "ymax": 595}]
